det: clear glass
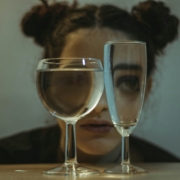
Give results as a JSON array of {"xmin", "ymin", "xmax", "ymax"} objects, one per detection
[
  {"xmin": 36, "ymin": 58, "xmax": 104, "ymax": 176},
  {"xmin": 104, "ymin": 41, "xmax": 147, "ymax": 174}
]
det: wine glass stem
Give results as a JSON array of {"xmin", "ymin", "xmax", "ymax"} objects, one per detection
[
  {"xmin": 121, "ymin": 135, "xmax": 130, "ymax": 165},
  {"xmin": 65, "ymin": 122, "xmax": 77, "ymax": 164}
]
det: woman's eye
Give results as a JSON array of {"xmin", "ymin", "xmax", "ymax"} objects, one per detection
[{"xmin": 115, "ymin": 76, "xmax": 140, "ymax": 93}]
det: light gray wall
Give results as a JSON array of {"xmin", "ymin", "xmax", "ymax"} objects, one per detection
[{"xmin": 0, "ymin": 0, "xmax": 180, "ymax": 158}]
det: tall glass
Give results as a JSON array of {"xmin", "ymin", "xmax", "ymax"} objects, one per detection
[
  {"xmin": 36, "ymin": 58, "xmax": 104, "ymax": 176},
  {"xmin": 104, "ymin": 41, "xmax": 147, "ymax": 174}
]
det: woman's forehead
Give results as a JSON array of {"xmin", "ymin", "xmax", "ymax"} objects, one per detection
[
  {"xmin": 60, "ymin": 27, "xmax": 130, "ymax": 61},
  {"xmin": 64, "ymin": 28, "xmax": 129, "ymax": 42}
]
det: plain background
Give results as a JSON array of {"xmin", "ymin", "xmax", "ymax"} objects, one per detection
[{"xmin": 0, "ymin": 0, "xmax": 180, "ymax": 158}]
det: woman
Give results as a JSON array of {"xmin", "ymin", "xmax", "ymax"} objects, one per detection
[{"xmin": 0, "ymin": 0, "xmax": 179, "ymax": 164}]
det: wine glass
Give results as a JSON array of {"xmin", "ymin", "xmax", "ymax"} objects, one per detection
[
  {"xmin": 36, "ymin": 58, "xmax": 104, "ymax": 176},
  {"xmin": 104, "ymin": 41, "xmax": 147, "ymax": 174}
]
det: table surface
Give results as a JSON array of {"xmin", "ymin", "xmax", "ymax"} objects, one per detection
[{"xmin": 0, "ymin": 163, "xmax": 180, "ymax": 180}]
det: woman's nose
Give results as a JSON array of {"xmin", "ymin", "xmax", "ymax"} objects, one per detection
[{"xmin": 94, "ymin": 91, "xmax": 108, "ymax": 113}]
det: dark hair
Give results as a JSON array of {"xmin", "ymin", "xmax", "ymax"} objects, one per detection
[{"xmin": 21, "ymin": 0, "xmax": 179, "ymax": 77}]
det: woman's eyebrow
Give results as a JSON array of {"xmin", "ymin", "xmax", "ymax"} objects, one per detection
[{"xmin": 113, "ymin": 63, "xmax": 142, "ymax": 72}]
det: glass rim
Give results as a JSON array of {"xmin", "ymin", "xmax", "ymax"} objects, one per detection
[
  {"xmin": 105, "ymin": 40, "xmax": 146, "ymax": 45},
  {"xmin": 39, "ymin": 57, "xmax": 102, "ymax": 64},
  {"xmin": 37, "ymin": 57, "xmax": 103, "ymax": 70}
]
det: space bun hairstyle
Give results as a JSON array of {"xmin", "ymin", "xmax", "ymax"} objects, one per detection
[
  {"xmin": 21, "ymin": 0, "xmax": 179, "ymax": 77},
  {"xmin": 131, "ymin": 0, "xmax": 179, "ymax": 54},
  {"xmin": 21, "ymin": 0, "xmax": 77, "ymax": 46}
]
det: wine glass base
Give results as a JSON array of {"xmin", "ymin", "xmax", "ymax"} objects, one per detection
[
  {"xmin": 43, "ymin": 163, "xmax": 100, "ymax": 176},
  {"xmin": 104, "ymin": 163, "xmax": 147, "ymax": 174}
]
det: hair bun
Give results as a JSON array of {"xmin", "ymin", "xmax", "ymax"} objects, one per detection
[
  {"xmin": 21, "ymin": 3, "xmax": 71, "ymax": 46},
  {"xmin": 131, "ymin": 0, "xmax": 179, "ymax": 53}
]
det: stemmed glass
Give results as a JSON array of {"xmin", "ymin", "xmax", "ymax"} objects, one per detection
[
  {"xmin": 104, "ymin": 41, "xmax": 147, "ymax": 174},
  {"xmin": 36, "ymin": 58, "xmax": 104, "ymax": 176}
]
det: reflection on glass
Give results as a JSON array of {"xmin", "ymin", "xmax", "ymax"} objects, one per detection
[
  {"xmin": 104, "ymin": 41, "xmax": 147, "ymax": 174},
  {"xmin": 36, "ymin": 58, "xmax": 104, "ymax": 176}
]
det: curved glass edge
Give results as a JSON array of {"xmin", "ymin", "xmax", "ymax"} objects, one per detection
[
  {"xmin": 105, "ymin": 40, "xmax": 146, "ymax": 46},
  {"xmin": 39, "ymin": 57, "xmax": 102, "ymax": 62},
  {"xmin": 37, "ymin": 58, "xmax": 103, "ymax": 70}
]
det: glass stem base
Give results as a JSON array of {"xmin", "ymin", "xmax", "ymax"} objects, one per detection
[
  {"xmin": 104, "ymin": 163, "xmax": 147, "ymax": 174},
  {"xmin": 43, "ymin": 162, "xmax": 100, "ymax": 176}
]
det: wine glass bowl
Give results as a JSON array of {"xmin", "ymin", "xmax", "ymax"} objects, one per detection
[
  {"xmin": 36, "ymin": 58, "xmax": 104, "ymax": 176},
  {"xmin": 104, "ymin": 41, "xmax": 147, "ymax": 174}
]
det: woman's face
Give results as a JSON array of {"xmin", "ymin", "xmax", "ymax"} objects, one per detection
[{"xmin": 57, "ymin": 28, "xmax": 143, "ymax": 161}]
